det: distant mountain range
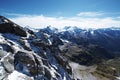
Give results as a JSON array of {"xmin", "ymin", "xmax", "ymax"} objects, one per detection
[{"xmin": 0, "ymin": 16, "xmax": 120, "ymax": 80}]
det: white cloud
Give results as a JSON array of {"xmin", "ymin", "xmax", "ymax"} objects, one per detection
[
  {"xmin": 77, "ymin": 12, "xmax": 104, "ymax": 17},
  {"xmin": 9, "ymin": 13, "xmax": 120, "ymax": 29}
]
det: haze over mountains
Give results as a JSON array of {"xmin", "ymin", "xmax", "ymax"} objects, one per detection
[
  {"xmin": 10, "ymin": 13, "xmax": 120, "ymax": 29},
  {"xmin": 0, "ymin": 16, "xmax": 120, "ymax": 80}
]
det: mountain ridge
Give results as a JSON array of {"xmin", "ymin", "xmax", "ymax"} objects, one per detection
[{"xmin": 0, "ymin": 16, "xmax": 120, "ymax": 80}]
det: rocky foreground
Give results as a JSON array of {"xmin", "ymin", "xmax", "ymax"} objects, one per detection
[{"xmin": 0, "ymin": 16, "xmax": 120, "ymax": 80}]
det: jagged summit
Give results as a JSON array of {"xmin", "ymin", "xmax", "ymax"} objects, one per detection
[
  {"xmin": 0, "ymin": 16, "xmax": 27, "ymax": 37},
  {"xmin": 0, "ymin": 15, "xmax": 15, "ymax": 24},
  {"xmin": 0, "ymin": 15, "xmax": 9, "ymax": 24}
]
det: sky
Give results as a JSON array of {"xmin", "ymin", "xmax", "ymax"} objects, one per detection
[{"xmin": 0, "ymin": 0, "xmax": 120, "ymax": 29}]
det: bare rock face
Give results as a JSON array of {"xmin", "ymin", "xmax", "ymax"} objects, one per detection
[
  {"xmin": 1, "ymin": 53, "xmax": 14, "ymax": 73},
  {"xmin": 0, "ymin": 16, "xmax": 27, "ymax": 37},
  {"xmin": 14, "ymin": 51, "xmax": 44, "ymax": 76}
]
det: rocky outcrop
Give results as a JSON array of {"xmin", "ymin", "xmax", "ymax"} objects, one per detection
[
  {"xmin": 0, "ymin": 17, "xmax": 72, "ymax": 80},
  {"xmin": 14, "ymin": 51, "xmax": 44, "ymax": 76},
  {"xmin": 0, "ymin": 16, "xmax": 27, "ymax": 37}
]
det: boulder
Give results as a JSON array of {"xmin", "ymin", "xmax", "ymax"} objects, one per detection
[
  {"xmin": 14, "ymin": 51, "xmax": 44, "ymax": 76},
  {"xmin": 1, "ymin": 53, "xmax": 14, "ymax": 73},
  {"xmin": 0, "ymin": 64, "xmax": 8, "ymax": 80}
]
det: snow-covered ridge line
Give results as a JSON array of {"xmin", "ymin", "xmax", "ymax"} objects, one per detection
[{"xmin": 26, "ymin": 26, "xmax": 120, "ymax": 33}]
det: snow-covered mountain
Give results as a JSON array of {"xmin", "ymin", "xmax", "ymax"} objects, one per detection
[
  {"xmin": 0, "ymin": 16, "xmax": 120, "ymax": 80},
  {"xmin": 58, "ymin": 26, "xmax": 120, "ymax": 52}
]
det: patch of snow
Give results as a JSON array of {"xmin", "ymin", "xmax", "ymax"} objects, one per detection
[
  {"xmin": 50, "ymin": 67, "xmax": 57, "ymax": 78},
  {"xmin": 4, "ymin": 19, "xmax": 9, "ymax": 23},
  {"xmin": 0, "ymin": 46, "xmax": 2, "ymax": 50},
  {"xmin": 0, "ymin": 63, "xmax": 7, "ymax": 80},
  {"xmin": 116, "ymin": 76, "xmax": 120, "ymax": 80},
  {"xmin": 63, "ymin": 73, "xmax": 67, "ymax": 80},
  {"xmin": 69, "ymin": 62, "xmax": 97, "ymax": 80},
  {"xmin": 6, "ymin": 39, "xmax": 23, "ymax": 53},
  {"xmin": 91, "ymin": 30, "xmax": 94, "ymax": 35},
  {"xmin": 12, "ymin": 45, "xmax": 21, "ymax": 53},
  {"xmin": 0, "ymin": 18, "xmax": 9, "ymax": 24},
  {"xmin": 61, "ymin": 39, "xmax": 69, "ymax": 43},
  {"xmin": 44, "ymin": 33, "xmax": 51, "ymax": 38},
  {"xmin": 48, "ymin": 39, "xmax": 52, "ymax": 45},
  {"xmin": 7, "ymin": 70, "xmax": 34, "ymax": 80},
  {"xmin": 51, "ymin": 64, "xmax": 58, "ymax": 70},
  {"xmin": 49, "ymin": 37, "xmax": 53, "ymax": 44},
  {"xmin": 0, "ymin": 35, "xmax": 5, "ymax": 43},
  {"xmin": 23, "ymin": 40, "xmax": 31, "ymax": 48},
  {"xmin": 0, "ymin": 53, "xmax": 11, "ymax": 62}
]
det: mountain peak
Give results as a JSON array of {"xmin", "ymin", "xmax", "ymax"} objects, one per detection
[
  {"xmin": 0, "ymin": 15, "xmax": 9, "ymax": 24},
  {"xmin": 0, "ymin": 16, "xmax": 27, "ymax": 37}
]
